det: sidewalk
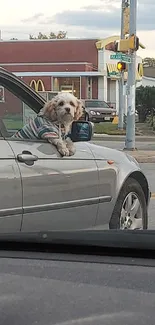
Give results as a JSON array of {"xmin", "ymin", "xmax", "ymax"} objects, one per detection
[
  {"xmin": 93, "ymin": 134, "xmax": 155, "ymax": 142},
  {"xmin": 122, "ymin": 150, "xmax": 155, "ymax": 163}
]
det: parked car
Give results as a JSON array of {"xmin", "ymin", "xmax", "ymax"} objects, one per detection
[
  {"xmin": 0, "ymin": 67, "xmax": 150, "ymax": 235},
  {"xmin": 82, "ymin": 99, "xmax": 116, "ymax": 123}
]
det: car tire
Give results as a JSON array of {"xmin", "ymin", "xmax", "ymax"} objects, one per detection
[{"xmin": 109, "ymin": 177, "xmax": 148, "ymax": 230}]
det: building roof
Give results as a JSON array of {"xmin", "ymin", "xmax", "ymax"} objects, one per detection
[
  {"xmin": 0, "ymin": 39, "xmax": 98, "ymax": 65},
  {"xmin": 0, "ymin": 38, "xmax": 98, "ymax": 43}
]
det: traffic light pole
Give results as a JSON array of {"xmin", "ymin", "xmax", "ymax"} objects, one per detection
[
  {"xmin": 118, "ymin": 0, "xmax": 125, "ymax": 130},
  {"xmin": 118, "ymin": 73, "xmax": 124, "ymax": 129},
  {"xmin": 125, "ymin": 0, "xmax": 137, "ymax": 150}
]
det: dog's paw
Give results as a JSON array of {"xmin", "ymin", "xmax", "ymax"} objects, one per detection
[
  {"xmin": 66, "ymin": 138, "xmax": 76, "ymax": 156},
  {"xmin": 68, "ymin": 147, "xmax": 76, "ymax": 156},
  {"xmin": 58, "ymin": 147, "xmax": 70, "ymax": 157}
]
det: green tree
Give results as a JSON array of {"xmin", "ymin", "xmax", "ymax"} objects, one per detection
[
  {"xmin": 56, "ymin": 31, "xmax": 67, "ymax": 39},
  {"xmin": 142, "ymin": 57, "xmax": 155, "ymax": 67},
  {"xmin": 136, "ymin": 86, "xmax": 155, "ymax": 122},
  {"xmin": 29, "ymin": 31, "xmax": 67, "ymax": 40}
]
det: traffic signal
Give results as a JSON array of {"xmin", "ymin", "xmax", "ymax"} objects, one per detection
[
  {"xmin": 129, "ymin": 35, "xmax": 139, "ymax": 51},
  {"xmin": 104, "ymin": 35, "xmax": 140, "ymax": 53},
  {"xmin": 117, "ymin": 62, "xmax": 127, "ymax": 71}
]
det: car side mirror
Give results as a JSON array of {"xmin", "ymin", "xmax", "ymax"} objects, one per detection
[{"xmin": 70, "ymin": 121, "xmax": 93, "ymax": 142}]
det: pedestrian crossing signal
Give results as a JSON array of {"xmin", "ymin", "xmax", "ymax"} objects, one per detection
[{"xmin": 117, "ymin": 62, "xmax": 127, "ymax": 71}]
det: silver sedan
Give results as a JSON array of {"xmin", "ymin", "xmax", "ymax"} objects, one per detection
[{"xmin": 0, "ymin": 68, "xmax": 150, "ymax": 236}]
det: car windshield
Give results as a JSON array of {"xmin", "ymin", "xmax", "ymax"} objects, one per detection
[
  {"xmin": 85, "ymin": 101, "xmax": 110, "ymax": 108},
  {"xmin": 0, "ymin": 0, "xmax": 154, "ymax": 258}
]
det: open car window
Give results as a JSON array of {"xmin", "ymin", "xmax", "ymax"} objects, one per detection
[{"xmin": 0, "ymin": 85, "xmax": 39, "ymax": 138}]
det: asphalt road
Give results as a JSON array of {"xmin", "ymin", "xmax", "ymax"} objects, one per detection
[{"xmin": 92, "ymin": 140, "xmax": 155, "ymax": 229}]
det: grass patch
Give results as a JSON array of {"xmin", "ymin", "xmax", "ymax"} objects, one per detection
[
  {"xmin": 94, "ymin": 122, "xmax": 126, "ymax": 135},
  {"xmin": 3, "ymin": 118, "xmax": 23, "ymax": 131}
]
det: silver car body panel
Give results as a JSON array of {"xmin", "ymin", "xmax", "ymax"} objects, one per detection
[
  {"xmin": 87, "ymin": 143, "xmax": 148, "ymax": 229},
  {"xmin": 7, "ymin": 139, "xmax": 148, "ymax": 232},
  {"xmin": 0, "ymin": 139, "xmax": 22, "ymax": 232},
  {"xmin": 8, "ymin": 140, "xmax": 107, "ymax": 232}
]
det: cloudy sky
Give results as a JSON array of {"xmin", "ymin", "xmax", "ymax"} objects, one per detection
[{"xmin": 1, "ymin": 0, "xmax": 155, "ymax": 58}]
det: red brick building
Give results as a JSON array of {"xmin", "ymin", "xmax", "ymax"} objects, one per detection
[
  {"xmin": 0, "ymin": 37, "xmax": 143, "ymax": 117},
  {"xmin": 0, "ymin": 39, "xmax": 101, "ymax": 99}
]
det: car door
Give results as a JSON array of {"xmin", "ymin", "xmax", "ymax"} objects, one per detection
[
  {"xmin": 0, "ymin": 137, "xmax": 22, "ymax": 233},
  {"xmin": 0, "ymin": 70, "xmax": 99, "ymax": 232},
  {"xmin": 8, "ymin": 140, "xmax": 99, "ymax": 232}
]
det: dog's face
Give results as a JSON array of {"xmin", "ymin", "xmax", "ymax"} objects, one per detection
[{"xmin": 42, "ymin": 93, "xmax": 83, "ymax": 125}]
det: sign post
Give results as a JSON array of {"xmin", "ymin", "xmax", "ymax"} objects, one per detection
[
  {"xmin": 118, "ymin": 0, "xmax": 130, "ymax": 129},
  {"xmin": 124, "ymin": 0, "xmax": 137, "ymax": 150}
]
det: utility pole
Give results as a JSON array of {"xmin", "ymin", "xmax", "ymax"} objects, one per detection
[
  {"xmin": 118, "ymin": 1, "xmax": 125, "ymax": 129},
  {"xmin": 125, "ymin": 0, "xmax": 137, "ymax": 150},
  {"xmin": 118, "ymin": 0, "xmax": 129, "ymax": 129}
]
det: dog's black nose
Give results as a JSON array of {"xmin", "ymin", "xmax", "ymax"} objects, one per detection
[{"xmin": 65, "ymin": 107, "xmax": 70, "ymax": 113}]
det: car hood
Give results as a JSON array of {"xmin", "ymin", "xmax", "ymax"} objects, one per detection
[{"xmin": 86, "ymin": 142, "xmax": 140, "ymax": 168}]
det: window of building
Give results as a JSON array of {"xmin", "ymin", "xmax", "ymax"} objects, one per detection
[{"xmin": 53, "ymin": 77, "xmax": 80, "ymax": 98}]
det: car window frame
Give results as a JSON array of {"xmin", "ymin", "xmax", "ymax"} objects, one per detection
[{"xmin": 0, "ymin": 69, "xmax": 46, "ymax": 140}]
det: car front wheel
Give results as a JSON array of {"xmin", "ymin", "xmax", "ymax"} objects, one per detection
[{"xmin": 109, "ymin": 178, "xmax": 148, "ymax": 230}]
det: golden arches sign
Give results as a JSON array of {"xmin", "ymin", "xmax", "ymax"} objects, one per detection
[
  {"xmin": 29, "ymin": 79, "xmax": 45, "ymax": 92},
  {"xmin": 138, "ymin": 63, "xmax": 144, "ymax": 77}
]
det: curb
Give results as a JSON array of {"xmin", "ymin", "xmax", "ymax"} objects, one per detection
[{"xmin": 93, "ymin": 134, "xmax": 155, "ymax": 142}]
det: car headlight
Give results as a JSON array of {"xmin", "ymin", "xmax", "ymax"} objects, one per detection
[
  {"xmin": 96, "ymin": 112, "xmax": 100, "ymax": 115},
  {"xmin": 112, "ymin": 112, "xmax": 116, "ymax": 116},
  {"xmin": 90, "ymin": 110, "xmax": 96, "ymax": 115}
]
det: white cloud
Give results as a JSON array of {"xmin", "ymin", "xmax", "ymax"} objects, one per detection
[{"xmin": 0, "ymin": 0, "xmax": 154, "ymax": 57}]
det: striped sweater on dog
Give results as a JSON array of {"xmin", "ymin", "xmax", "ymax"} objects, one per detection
[{"xmin": 12, "ymin": 115, "xmax": 67, "ymax": 140}]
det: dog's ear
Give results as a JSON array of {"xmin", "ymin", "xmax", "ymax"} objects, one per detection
[
  {"xmin": 42, "ymin": 98, "xmax": 57, "ymax": 121},
  {"xmin": 74, "ymin": 99, "xmax": 83, "ymax": 121}
]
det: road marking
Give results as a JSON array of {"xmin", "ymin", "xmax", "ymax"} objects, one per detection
[{"xmin": 151, "ymin": 193, "xmax": 155, "ymax": 199}]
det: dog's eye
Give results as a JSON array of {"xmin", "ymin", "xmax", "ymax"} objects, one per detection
[
  {"xmin": 70, "ymin": 101, "xmax": 75, "ymax": 106},
  {"xmin": 59, "ymin": 101, "xmax": 64, "ymax": 106}
]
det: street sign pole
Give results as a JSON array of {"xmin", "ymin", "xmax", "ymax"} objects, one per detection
[
  {"xmin": 125, "ymin": 0, "xmax": 137, "ymax": 150},
  {"xmin": 118, "ymin": 0, "xmax": 125, "ymax": 130}
]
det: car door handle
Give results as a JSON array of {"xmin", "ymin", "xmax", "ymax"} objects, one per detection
[{"xmin": 17, "ymin": 151, "xmax": 38, "ymax": 163}]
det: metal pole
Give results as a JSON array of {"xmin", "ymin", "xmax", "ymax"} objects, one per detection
[
  {"xmin": 118, "ymin": 73, "xmax": 124, "ymax": 129},
  {"xmin": 125, "ymin": 0, "xmax": 137, "ymax": 150},
  {"xmin": 118, "ymin": 0, "xmax": 125, "ymax": 129}
]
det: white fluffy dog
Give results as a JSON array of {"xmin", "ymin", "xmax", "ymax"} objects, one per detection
[
  {"xmin": 40, "ymin": 93, "xmax": 83, "ymax": 156},
  {"xmin": 13, "ymin": 92, "xmax": 83, "ymax": 157}
]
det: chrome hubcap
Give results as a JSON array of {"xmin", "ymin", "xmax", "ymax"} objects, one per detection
[{"xmin": 120, "ymin": 192, "xmax": 143, "ymax": 230}]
